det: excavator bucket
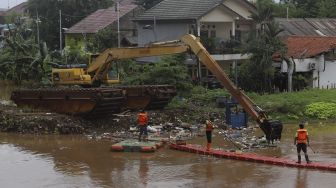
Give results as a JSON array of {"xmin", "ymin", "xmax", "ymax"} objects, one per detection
[{"xmin": 260, "ymin": 120, "xmax": 283, "ymax": 144}]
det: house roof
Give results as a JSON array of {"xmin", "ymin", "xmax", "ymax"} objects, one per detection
[
  {"xmin": 136, "ymin": 0, "xmax": 222, "ymax": 21},
  {"xmin": 66, "ymin": 2, "xmax": 137, "ymax": 34},
  {"xmin": 276, "ymin": 18, "xmax": 336, "ymax": 37},
  {"xmin": 7, "ymin": 2, "xmax": 28, "ymax": 14},
  {"xmin": 135, "ymin": 0, "xmax": 255, "ymax": 21},
  {"xmin": 285, "ymin": 36, "xmax": 336, "ymax": 58}
]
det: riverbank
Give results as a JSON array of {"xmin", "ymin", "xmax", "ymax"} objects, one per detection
[
  {"xmin": 2, "ymin": 87, "xmax": 336, "ymax": 135},
  {"xmin": 0, "ymin": 101, "xmax": 227, "ymax": 135}
]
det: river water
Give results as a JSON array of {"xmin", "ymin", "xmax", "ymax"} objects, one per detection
[{"xmin": 1, "ymin": 124, "xmax": 336, "ymax": 188}]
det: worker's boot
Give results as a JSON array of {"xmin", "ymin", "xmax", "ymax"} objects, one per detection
[
  {"xmin": 206, "ymin": 143, "xmax": 211, "ymax": 151},
  {"xmin": 305, "ymin": 154, "xmax": 311, "ymax": 164},
  {"xmin": 297, "ymin": 155, "xmax": 301, "ymax": 164}
]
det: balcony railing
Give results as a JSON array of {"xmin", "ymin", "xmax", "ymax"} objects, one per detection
[{"xmin": 201, "ymin": 37, "xmax": 242, "ymax": 54}]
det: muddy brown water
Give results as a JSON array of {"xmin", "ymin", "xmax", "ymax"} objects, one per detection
[{"xmin": 1, "ymin": 124, "xmax": 336, "ymax": 188}]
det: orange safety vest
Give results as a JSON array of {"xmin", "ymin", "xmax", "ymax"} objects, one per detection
[
  {"xmin": 296, "ymin": 129, "xmax": 308, "ymax": 144},
  {"xmin": 138, "ymin": 112, "xmax": 148, "ymax": 126},
  {"xmin": 206, "ymin": 120, "xmax": 214, "ymax": 131}
]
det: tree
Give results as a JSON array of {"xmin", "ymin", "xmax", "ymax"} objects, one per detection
[
  {"xmin": 27, "ymin": 0, "xmax": 113, "ymax": 50},
  {"xmin": 317, "ymin": 0, "xmax": 336, "ymax": 18},
  {"xmin": 87, "ymin": 26, "xmax": 118, "ymax": 53},
  {"xmin": 0, "ymin": 20, "xmax": 51, "ymax": 84},
  {"xmin": 122, "ymin": 55, "xmax": 192, "ymax": 94},
  {"xmin": 241, "ymin": 0, "xmax": 286, "ymax": 93}
]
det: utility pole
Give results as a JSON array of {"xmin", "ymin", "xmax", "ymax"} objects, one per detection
[
  {"xmin": 117, "ymin": 1, "xmax": 120, "ymax": 48},
  {"xmin": 59, "ymin": 9, "xmax": 62, "ymax": 53},
  {"xmin": 153, "ymin": 16, "xmax": 157, "ymax": 41},
  {"xmin": 36, "ymin": 10, "xmax": 40, "ymax": 45}
]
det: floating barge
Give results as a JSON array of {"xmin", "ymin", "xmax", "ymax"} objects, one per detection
[
  {"xmin": 111, "ymin": 139, "xmax": 164, "ymax": 152},
  {"xmin": 170, "ymin": 144, "xmax": 336, "ymax": 172}
]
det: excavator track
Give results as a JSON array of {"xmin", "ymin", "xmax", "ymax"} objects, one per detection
[{"xmin": 11, "ymin": 85, "xmax": 177, "ymax": 118}]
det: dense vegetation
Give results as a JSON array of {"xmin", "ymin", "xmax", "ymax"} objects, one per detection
[
  {"xmin": 276, "ymin": 0, "xmax": 336, "ymax": 18},
  {"xmin": 27, "ymin": 0, "xmax": 114, "ymax": 49}
]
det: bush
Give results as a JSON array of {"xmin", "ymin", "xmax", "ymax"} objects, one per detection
[{"xmin": 305, "ymin": 102, "xmax": 336, "ymax": 119}]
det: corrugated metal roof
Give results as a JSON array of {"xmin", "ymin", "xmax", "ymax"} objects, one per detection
[
  {"xmin": 135, "ymin": 0, "xmax": 222, "ymax": 21},
  {"xmin": 285, "ymin": 36, "xmax": 336, "ymax": 58},
  {"xmin": 276, "ymin": 18, "xmax": 336, "ymax": 37},
  {"xmin": 66, "ymin": 4, "xmax": 138, "ymax": 34}
]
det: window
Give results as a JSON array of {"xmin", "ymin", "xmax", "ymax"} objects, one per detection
[{"xmin": 210, "ymin": 30, "xmax": 216, "ymax": 38}]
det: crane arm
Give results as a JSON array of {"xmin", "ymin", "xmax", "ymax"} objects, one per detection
[
  {"xmin": 87, "ymin": 46, "xmax": 188, "ymax": 73},
  {"xmin": 180, "ymin": 34, "xmax": 263, "ymax": 122}
]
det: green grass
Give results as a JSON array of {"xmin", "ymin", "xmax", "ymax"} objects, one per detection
[
  {"xmin": 250, "ymin": 89, "xmax": 336, "ymax": 121},
  {"xmin": 169, "ymin": 88, "xmax": 336, "ymax": 123}
]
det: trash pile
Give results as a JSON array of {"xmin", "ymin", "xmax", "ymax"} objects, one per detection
[
  {"xmin": 218, "ymin": 126, "xmax": 275, "ymax": 151},
  {"xmin": 1, "ymin": 100, "xmax": 272, "ymax": 151}
]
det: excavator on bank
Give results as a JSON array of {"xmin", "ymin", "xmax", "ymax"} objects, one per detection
[{"xmin": 11, "ymin": 34, "xmax": 282, "ymax": 142}]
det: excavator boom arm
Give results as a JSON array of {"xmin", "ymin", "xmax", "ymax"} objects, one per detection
[
  {"xmin": 87, "ymin": 46, "xmax": 188, "ymax": 73},
  {"xmin": 181, "ymin": 35, "xmax": 262, "ymax": 122}
]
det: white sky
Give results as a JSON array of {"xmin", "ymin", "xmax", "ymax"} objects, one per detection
[
  {"xmin": 0, "ymin": 0, "xmax": 27, "ymax": 9},
  {"xmin": 0, "ymin": 0, "xmax": 281, "ymax": 9}
]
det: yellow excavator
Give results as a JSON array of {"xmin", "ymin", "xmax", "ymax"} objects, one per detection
[{"xmin": 11, "ymin": 34, "xmax": 282, "ymax": 142}]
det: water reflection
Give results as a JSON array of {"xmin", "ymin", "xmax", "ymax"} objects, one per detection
[
  {"xmin": 138, "ymin": 158, "xmax": 149, "ymax": 187},
  {"xmin": 1, "ymin": 123, "xmax": 336, "ymax": 187},
  {"xmin": 295, "ymin": 169, "xmax": 308, "ymax": 188}
]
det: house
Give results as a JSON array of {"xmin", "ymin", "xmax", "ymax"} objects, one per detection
[
  {"xmin": 65, "ymin": 0, "xmax": 144, "ymax": 49},
  {"xmin": 276, "ymin": 18, "xmax": 336, "ymax": 37},
  {"xmin": 0, "ymin": 2, "xmax": 28, "ymax": 24},
  {"xmin": 134, "ymin": 0, "xmax": 256, "ymax": 83},
  {"xmin": 274, "ymin": 18, "xmax": 336, "ymax": 90},
  {"xmin": 0, "ymin": 9, "xmax": 7, "ymax": 24},
  {"xmin": 280, "ymin": 36, "xmax": 336, "ymax": 89}
]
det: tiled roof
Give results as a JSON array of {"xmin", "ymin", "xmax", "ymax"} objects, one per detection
[
  {"xmin": 7, "ymin": 2, "xmax": 28, "ymax": 14},
  {"xmin": 136, "ymin": 0, "xmax": 222, "ymax": 20},
  {"xmin": 276, "ymin": 18, "xmax": 336, "ymax": 37},
  {"xmin": 66, "ymin": 4, "xmax": 137, "ymax": 34},
  {"xmin": 285, "ymin": 36, "xmax": 336, "ymax": 58}
]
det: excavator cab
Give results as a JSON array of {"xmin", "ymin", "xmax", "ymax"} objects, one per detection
[{"xmin": 89, "ymin": 54, "xmax": 120, "ymax": 85}]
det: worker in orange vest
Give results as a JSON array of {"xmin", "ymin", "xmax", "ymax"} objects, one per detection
[
  {"xmin": 138, "ymin": 109, "xmax": 149, "ymax": 142},
  {"xmin": 205, "ymin": 117, "xmax": 214, "ymax": 151},
  {"xmin": 294, "ymin": 123, "xmax": 311, "ymax": 164}
]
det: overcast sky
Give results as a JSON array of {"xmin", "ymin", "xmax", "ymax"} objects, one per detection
[
  {"xmin": 0, "ymin": 0, "xmax": 27, "ymax": 9},
  {"xmin": 0, "ymin": 0, "xmax": 281, "ymax": 10}
]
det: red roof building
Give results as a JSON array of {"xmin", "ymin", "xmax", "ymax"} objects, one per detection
[{"xmin": 284, "ymin": 36, "xmax": 336, "ymax": 59}]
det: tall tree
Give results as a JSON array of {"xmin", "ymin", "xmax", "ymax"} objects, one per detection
[
  {"xmin": 27, "ymin": 0, "xmax": 113, "ymax": 50},
  {"xmin": 0, "ymin": 21, "xmax": 50, "ymax": 84},
  {"xmin": 241, "ymin": 0, "xmax": 286, "ymax": 93},
  {"xmin": 317, "ymin": 0, "xmax": 336, "ymax": 18}
]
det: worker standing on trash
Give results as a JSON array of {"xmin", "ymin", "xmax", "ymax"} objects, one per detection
[
  {"xmin": 294, "ymin": 123, "xmax": 311, "ymax": 164},
  {"xmin": 138, "ymin": 109, "xmax": 149, "ymax": 142},
  {"xmin": 205, "ymin": 117, "xmax": 214, "ymax": 151}
]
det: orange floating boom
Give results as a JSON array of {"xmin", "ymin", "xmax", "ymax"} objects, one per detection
[{"xmin": 170, "ymin": 144, "xmax": 336, "ymax": 172}]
